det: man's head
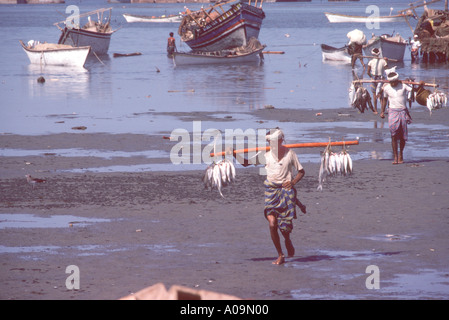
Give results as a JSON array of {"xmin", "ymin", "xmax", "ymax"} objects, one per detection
[
  {"xmin": 387, "ymin": 72, "xmax": 399, "ymax": 87},
  {"xmin": 371, "ymin": 48, "xmax": 380, "ymax": 56},
  {"xmin": 266, "ymin": 128, "xmax": 284, "ymax": 149}
]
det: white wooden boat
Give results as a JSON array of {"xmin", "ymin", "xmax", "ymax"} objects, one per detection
[
  {"xmin": 123, "ymin": 13, "xmax": 183, "ymax": 23},
  {"xmin": 363, "ymin": 35, "xmax": 407, "ymax": 61},
  {"xmin": 324, "ymin": 12, "xmax": 410, "ymax": 23},
  {"xmin": 55, "ymin": 8, "xmax": 117, "ymax": 55},
  {"xmin": 321, "ymin": 44, "xmax": 351, "ymax": 63},
  {"xmin": 173, "ymin": 44, "xmax": 266, "ymax": 66},
  {"xmin": 20, "ymin": 40, "xmax": 90, "ymax": 67}
]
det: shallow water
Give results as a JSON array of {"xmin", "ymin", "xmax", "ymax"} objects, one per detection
[
  {"xmin": 1, "ymin": 1, "xmax": 448, "ymax": 165},
  {"xmin": 0, "ymin": 213, "xmax": 110, "ymax": 229}
]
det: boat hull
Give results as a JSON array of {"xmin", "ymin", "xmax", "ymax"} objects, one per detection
[
  {"xmin": 364, "ymin": 37, "xmax": 406, "ymax": 61},
  {"xmin": 173, "ymin": 47, "xmax": 265, "ymax": 66},
  {"xmin": 325, "ymin": 12, "xmax": 408, "ymax": 23},
  {"xmin": 182, "ymin": 2, "xmax": 265, "ymax": 52},
  {"xmin": 123, "ymin": 13, "xmax": 182, "ymax": 23},
  {"xmin": 58, "ymin": 27, "xmax": 113, "ymax": 55},
  {"xmin": 321, "ymin": 44, "xmax": 351, "ymax": 63},
  {"xmin": 20, "ymin": 41, "xmax": 90, "ymax": 67}
]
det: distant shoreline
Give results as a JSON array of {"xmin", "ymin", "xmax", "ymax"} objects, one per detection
[{"xmin": 0, "ymin": 0, "xmax": 213, "ymax": 4}]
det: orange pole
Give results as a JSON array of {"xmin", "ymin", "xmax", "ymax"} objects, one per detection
[{"xmin": 209, "ymin": 140, "xmax": 359, "ymax": 157}]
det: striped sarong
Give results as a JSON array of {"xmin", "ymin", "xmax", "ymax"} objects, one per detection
[
  {"xmin": 388, "ymin": 108, "xmax": 411, "ymax": 140},
  {"xmin": 264, "ymin": 180, "xmax": 299, "ymax": 234}
]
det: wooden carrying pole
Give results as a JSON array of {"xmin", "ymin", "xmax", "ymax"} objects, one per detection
[
  {"xmin": 209, "ymin": 140, "xmax": 359, "ymax": 157},
  {"xmin": 361, "ymin": 56, "xmax": 399, "ymax": 62},
  {"xmin": 352, "ymin": 79, "xmax": 439, "ymax": 87}
]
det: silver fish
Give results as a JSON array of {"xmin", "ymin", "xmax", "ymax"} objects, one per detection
[
  {"xmin": 213, "ymin": 164, "xmax": 224, "ymax": 198},
  {"xmin": 347, "ymin": 153, "xmax": 353, "ymax": 174}
]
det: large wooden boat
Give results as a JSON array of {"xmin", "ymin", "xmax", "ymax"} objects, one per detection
[
  {"xmin": 363, "ymin": 34, "xmax": 407, "ymax": 61},
  {"xmin": 178, "ymin": 0, "xmax": 265, "ymax": 52},
  {"xmin": 55, "ymin": 8, "xmax": 117, "ymax": 55}
]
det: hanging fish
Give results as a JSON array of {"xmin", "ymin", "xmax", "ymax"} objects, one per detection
[
  {"xmin": 202, "ymin": 159, "xmax": 236, "ymax": 198},
  {"xmin": 349, "ymin": 83, "xmax": 356, "ymax": 107},
  {"xmin": 317, "ymin": 144, "xmax": 354, "ymax": 190},
  {"xmin": 426, "ymin": 91, "xmax": 447, "ymax": 115},
  {"xmin": 317, "ymin": 152, "xmax": 325, "ymax": 191}
]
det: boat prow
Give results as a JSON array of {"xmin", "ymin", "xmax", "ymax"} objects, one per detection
[{"xmin": 321, "ymin": 44, "xmax": 351, "ymax": 63}]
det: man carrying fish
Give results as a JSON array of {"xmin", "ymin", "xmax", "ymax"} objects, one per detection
[
  {"xmin": 367, "ymin": 48, "xmax": 387, "ymax": 114},
  {"xmin": 234, "ymin": 129, "xmax": 306, "ymax": 265},
  {"xmin": 380, "ymin": 72, "xmax": 415, "ymax": 165}
]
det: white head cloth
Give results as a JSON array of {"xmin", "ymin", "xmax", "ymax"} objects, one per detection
[{"xmin": 266, "ymin": 129, "xmax": 284, "ymax": 142}]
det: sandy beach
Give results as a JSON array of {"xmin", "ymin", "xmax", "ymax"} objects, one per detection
[{"xmin": 1, "ymin": 106, "xmax": 449, "ymax": 300}]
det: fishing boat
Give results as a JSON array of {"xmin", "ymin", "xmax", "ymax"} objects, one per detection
[
  {"xmin": 122, "ymin": 13, "xmax": 183, "ymax": 23},
  {"xmin": 363, "ymin": 34, "xmax": 407, "ymax": 61},
  {"xmin": 320, "ymin": 44, "xmax": 351, "ymax": 63},
  {"xmin": 173, "ymin": 38, "xmax": 265, "ymax": 66},
  {"xmin": 55, "ymin": 8, "xmax": 117, "ymax": 55},
  {"xmin": 324, "ymin": 12, "xmax": 411, "ymax": 23},
  {"xmin": 178, "ymin": 0, "xmax": 265, "ymax": 52},
  {"xmin": 20, "ymin": 40, "xmax": 90, "ymax": 67}
]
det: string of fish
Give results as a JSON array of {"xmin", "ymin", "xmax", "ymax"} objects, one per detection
[
  {"xmin": 426, "ymin": 90, "xmax": 448, "ymax": 115},
  {"xmin": 202, "ymin": 159, "xmax": 236, "ymax": 198},
  {"xmin": 348, "ymin": 83, "xmax": 374, "ymax": 113},
  {"xmin": 317, "ymin": 142, "xmax": 353, "ymax": 191}
]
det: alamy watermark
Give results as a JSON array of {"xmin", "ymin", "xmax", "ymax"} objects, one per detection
[
  {"xmin": 65, "ymin": 265, "xmax": 80, "ymax": 290},
  {"xmin": 365, "ymin": 265, "xmax": 380, "ymax": 289},
  {"xmin": 169, "ymin": 121, "xmax": 270, "ymax": 174},
  {"xmin": 65, "ymin": 5, "xmax": 80, "ymax": 29}
]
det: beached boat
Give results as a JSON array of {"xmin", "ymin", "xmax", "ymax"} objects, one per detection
[
  {"xmin": 173, "ymin": 38, "xmax": 266, "ymax": 66},
  {"xmin": 123, "ymin": 13, "xmax": 183, "ymax": 23},
  {"xmin": 20, "ymin": 40, "xmax": 90, "ymax": 67},
  {"xmin": 55, "ymin": 8, "xmax": 117, "ymax": 55},
  {"xmin": 321, "ymin": 44, "xmax": 351, "ymax": 63},
  {"xmin": 178, "ymin": 0, "xmax": 265, "ymax": 52},
  {"xmin": 324, "ymin": 12, "xmax": 411, "ymax": 23},
  {"xmin": 363, "ymin": 34, "xmax": 407, "ymax": 61}
]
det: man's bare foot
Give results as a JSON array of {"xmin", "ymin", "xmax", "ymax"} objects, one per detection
[{"xmin": 272, "ymin": 255, "xmax": 285, "ymax": 265}]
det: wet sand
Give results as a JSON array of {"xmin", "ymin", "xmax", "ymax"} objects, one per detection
[{"xmin": 1, "ymin": 106, "xmax": 449, "ymax": 300}]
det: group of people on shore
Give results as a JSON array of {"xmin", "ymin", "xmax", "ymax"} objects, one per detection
[
  {"xmin": 350, "ymin": 45, "xmax": 420, "ymax": 165},
  {"xmin": 165, "ymin": 30, "xmax": 421, "ymax": 266}
]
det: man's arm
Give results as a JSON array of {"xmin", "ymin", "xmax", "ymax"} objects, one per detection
[{"xmin": 283, "ymin": 169, "xmax": 305, "ymax": 190}]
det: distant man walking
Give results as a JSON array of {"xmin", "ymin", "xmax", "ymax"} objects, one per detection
[
  {"xmin": 367, "ymin": 48, "xmax": 388, "ymax": 114},
  {"xmin": 380, "ymin": 72, "xmax": 414, "ymax": 164},
  {"xmin": 167, "ymin": 32, "xmax": 177, "ymax": 56}
]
